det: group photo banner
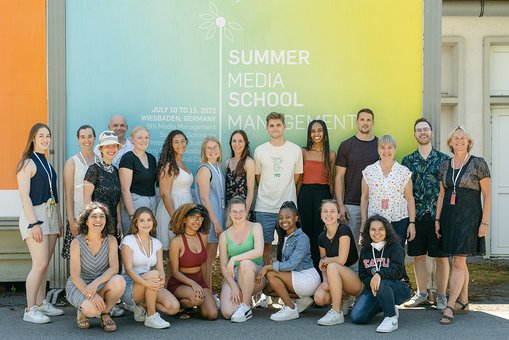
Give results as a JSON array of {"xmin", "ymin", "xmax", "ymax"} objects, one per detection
[{"xmin": 67, "ymin": 0, "xmax": 423, "ymax": 172}]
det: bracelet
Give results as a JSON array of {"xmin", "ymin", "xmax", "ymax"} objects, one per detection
[
  {"xmin": 409, "ymin": 221, "xmax": 415, "ymax": 224},
  {"xmin": 435, "ymin": 218, "xmax": 440, "ymax": 222},
  {"xmin": 27, "ymin": 220, "xmax": 44, "ymax": 229}
]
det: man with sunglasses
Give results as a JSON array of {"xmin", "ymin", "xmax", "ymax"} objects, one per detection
[
  {"xmin": 95, "ymin": 114, "xmax": 134, "ymax": 168},
  {"xmin": 402, "ymin": 118, "xmax": 450, "ymax": 310}
]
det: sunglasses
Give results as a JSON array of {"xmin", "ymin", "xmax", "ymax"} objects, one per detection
[{"xmin": 102, "ymin": 131, "xmax": 118, "ymax": 137}]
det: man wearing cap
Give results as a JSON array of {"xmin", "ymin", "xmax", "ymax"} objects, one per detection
[{"xmin": 94, "ymin": 114, "xmax": 134, "ymax": 168}]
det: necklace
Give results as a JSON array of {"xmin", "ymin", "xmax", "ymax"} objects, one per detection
[
  {"xmin": 184, "ymin": 231, "xmax": 198, "ymax": 237},
  {"xmin": 78, "ymin": 152, "xmax": 99, "ymax": 166},
  {"xmin": 101, "ymin": 160, "xmax": 114, "ymax": 173}
]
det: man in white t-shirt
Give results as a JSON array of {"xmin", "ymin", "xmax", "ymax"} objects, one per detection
[
  {"xmin": 254, "ymin": 112, "xmax": 303, "ymax": 265},
  {"xmin": 94, "ymin": 114, "xmax": 134, "ymax": 168}
]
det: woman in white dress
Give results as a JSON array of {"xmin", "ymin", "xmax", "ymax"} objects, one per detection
[
  {"xmin": 62, "ymin": 125, "xmax": 99, "ymax": 259},
  {"xmin": 155, "ymin": 130, "xmax": 194, "ymax": 251}
]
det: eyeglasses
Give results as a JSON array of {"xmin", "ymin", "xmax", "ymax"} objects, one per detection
[
  {"xmin": 206, "ymin": 146, "xmax": 220, "ymax": 151},
  {"xmin": 230, "ymin": 209, "xmax": 246, "ymax": 215},
  {"xmin": 188, "ymin": 216, "xmax": 205, "ymax": 222}
]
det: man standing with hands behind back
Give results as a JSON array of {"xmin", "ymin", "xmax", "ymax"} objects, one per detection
[{"xmin": 334, "ymin": 108, "xmax": 379, "ymax": 249}]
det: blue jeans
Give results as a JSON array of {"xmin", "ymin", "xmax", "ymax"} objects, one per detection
[{"xmin": 350, "ymin": 279, "xmax": 411, "ymax": 324}]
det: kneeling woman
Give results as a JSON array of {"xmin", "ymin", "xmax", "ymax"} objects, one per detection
[
  {"xmin": 167, "ymin": 203, "xmax": 218, "ymax": 320},
  {"xmin": 350, "ymin": 215, "xmax": 411, "ymax": 333},
  {"xmin": 121, "ymin": 207, "xmax": 179, "ymax": 329},
  {"xmin": 219, "ymin": 197, "xmax": 265, "ymax": 322},
  {"xmin": 314, "ymin": 200, "xmax": 362, "ymax": 326},
  {"xmin": 66, "ymin": 202, "xmax": 126, "ymax": 332},
  {"xmin": 257, "ymin": 201, "xmax": 321, "ymax": 322}
]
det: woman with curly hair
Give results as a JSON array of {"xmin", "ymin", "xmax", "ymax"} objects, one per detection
[
  {"xmin": 350, "ymin": 215, "xmax": 411, "ymax": 333},
  {"xmin": 167, "ymin": 203, "xmax": 218, "ymax": 320},
  {"xmin": 121, "ymin": 207, "xmax": 179, "ymax": 329},
  {"xmin": 297, "ymin": 119, "xmax": 336, "ymax": 270},
  {"xmin": 65, "ymin": 202, "xmax": 126, "ymax": 332}
]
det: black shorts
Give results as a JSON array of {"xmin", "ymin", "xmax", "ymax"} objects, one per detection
[{"xmin": 407, "ymin": 213, "xmax": 447, "ymax": 258}]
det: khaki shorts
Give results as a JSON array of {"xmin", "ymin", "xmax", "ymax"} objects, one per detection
[{"xmin": 19, "ymin": 202, "xmax": 60, "ymax": 240}]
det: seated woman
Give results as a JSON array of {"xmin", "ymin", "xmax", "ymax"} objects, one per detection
[
  {"xmin": 167, "ymin": 203, "xmax": 218, "ymax": 320},
  {"xmin": 350, "ymin": 215, "xmax": 411, "ymax": 333},
  {"xmin": 314, "ymin": 200, "xmax": 362, "ymax": 326},
  {"xmin": 219, "ymin": 197, "xmax": 264, "ymax": 322},
  {"xmin": 256, "ymin": 201, "xmax": 320, "ymax": 322},
  {"xmin": 65, "ymin": 202, "xmax": 126, "ymax": 332},
  {"xmin": 120, "ymin": 207, "xmax": 179, "ymax": 329}
]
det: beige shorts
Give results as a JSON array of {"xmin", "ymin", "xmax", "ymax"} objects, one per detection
[{"xmin": 19, "ymin": 202, "xmax": 60, "ymax": 240}]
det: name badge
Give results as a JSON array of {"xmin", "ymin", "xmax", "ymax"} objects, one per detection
[
  {"xmin": 381, "ymin": 199, "xmax": 389, "ymax": 210},
  {"xmin": 450, "ymin": 191, "xmax": 456, "ymax": 206}
]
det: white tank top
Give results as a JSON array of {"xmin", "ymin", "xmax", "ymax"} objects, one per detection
[{"xmin": 72, "ymin": 153, "xmax": 97, "ymax": 217}]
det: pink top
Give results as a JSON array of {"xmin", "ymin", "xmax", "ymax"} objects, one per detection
[{"xmin": 302, "ymin": 160, "xmax": 329, "ymax": 185}]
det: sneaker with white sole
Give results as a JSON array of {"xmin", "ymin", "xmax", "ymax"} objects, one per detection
[
  {"xmin": 436, "ymin": 294, "xmax": 447, "ymax": 311},
  {"xmin": 24, "ymin": 306, "xmax": 51, "ymax": 324},
  {"xmin": 395, "ymin": 305, "xmax": 399, "ymax": 318},
  {"xmin": 123, "ymin": 303, "xmax": 134, "ymax": 313},
  {"xmin": 317, "ymin": 308, "xmax": 344, "ymax": 326},
  {"xmin": 231, "ymin": 303, "xmax": 252, "ymax": 323},
  {"xmin": 213, "ymin": 294, "xmax": 221, "ymax": 309},
  {"xmin": 133, "ymin": 304, "xmax": 147, "ymax": 322},
  {"xmin": 294, "ymin": 296, "xmax": 314, "ymax": 313},
  {"xmin": 109, "ymin": 305, "xmax": 125, "ymax": 317},
  {"xmin": 253, "ymin": 293, "xmax": 270, "ymax": 308},
  {"xmin": 37, "ymin": 300, "xmax": 64, "ymax": 316},
  {"xmin": 404, "ymin": 292, "xmax": 428, "ymax": 307},
  {"xmin": 340, "ymin": 296, "xmax": 355, "ymax": 316},
  {"xmin": 270, "ymin": 305, "xmax": 299, "ymax": 321},
  {"xmin": 144, "ymin": 312, "xmax": 170, "ymax": 329},
  {"xmin": 376, "ymin": 316, "xmax": 398, "ymax": 333}
]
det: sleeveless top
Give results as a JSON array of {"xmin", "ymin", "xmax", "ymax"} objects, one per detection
[
  {"xmin": 225, "ymin": 165, "xmax": 247, "ymax": 205},
  {"xmin": 225, "ymin": 225, "xmax": 263, "ymax": 266},
  {"xmin": 179, "ymin": 233, "xmax": 207, "ymax": 268},
  {"xmin": 194, "ymin": 163, "xmax": 225, "ymax": 227},
  {"xmin": 29, "ymin": 152, "xmax": 59, "ymax": 205},
  {"xmin": 72, "ymin": 153, "xmax": 97, "ymax": 218},
  {"xmin": 76, "ymin": 234, "xmax": 110, "ymax": 281},
  {"xmin": 302, "ymin": 159, "xmax": 328, "ymax": 185}
]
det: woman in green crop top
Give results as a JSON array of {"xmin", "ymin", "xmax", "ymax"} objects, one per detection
[{"xmin": 218, "ymin": 197, "xmax": 265, "ymax": 323}]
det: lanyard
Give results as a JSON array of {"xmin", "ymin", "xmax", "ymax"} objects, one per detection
[
  {"xmin": 136, "ymin": 233, "xmax": 153, "ymax": 268},
  {"xmin": 451, "ymin": 153, "xmax": 469, "ymax": 192},
  {"xmin": 78, "ymin": 152, "xmax": 99, "ymax": 166},
  {"xmin": 33, "ymin": 152, "xmax": 55, "ymax": 201},
  {"xmin": 372, "ymin": 246, "xmax": 385, "ymax": 273}
]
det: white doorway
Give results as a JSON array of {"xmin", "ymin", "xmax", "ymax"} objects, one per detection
[{"xmin": 491, "ymin": 107, "xmax": 509, "ymax": 256}]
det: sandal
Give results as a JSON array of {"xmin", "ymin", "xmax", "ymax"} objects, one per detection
[
  {"xmin": 440, "ymin": 306, "xmax": 455, "ymax": 325},
  {"xmin": 76, "ymin": 310, "xmax": 90, "ymax": 329},
  {"xmin": 455, "ymin": 301, "xmax": 470, "ymax": 315},
  {"xmin": 100, "ymin": 312, "xmax": 117, "ymax": 332}
]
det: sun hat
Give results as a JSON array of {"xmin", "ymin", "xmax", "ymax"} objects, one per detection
[{"xmin": 98, "ymin": 130, "xmax": 121, "ymax": 147}]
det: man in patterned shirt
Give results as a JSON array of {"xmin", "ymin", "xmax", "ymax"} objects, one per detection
[{"xmin": 402, "ymin": 118, "xmax": 450, "ymax": 310}]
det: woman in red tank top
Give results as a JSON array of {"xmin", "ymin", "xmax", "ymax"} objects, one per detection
[{"xmin": 167, "ymin": 203, "xmax": 218, "ymax": 320}]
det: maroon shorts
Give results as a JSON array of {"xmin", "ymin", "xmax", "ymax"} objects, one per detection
[{"xmin": 167, "ymin": 271, "xmax": 208, "ymax": 294}]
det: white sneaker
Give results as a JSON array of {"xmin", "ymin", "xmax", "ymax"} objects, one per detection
[
  {"xmin": 144, "ymin": 312, "xmax": 170, "ymax": 329},
  {"xmin": 231, "ymin": 303, "xmax": 252, "ymax": 323},
  {"xmin": 436, "ymin": 295, "xmax": 448, "ymax": 311},
  {"xmin": 340, "ymin": 296, "xmax": 355, "ymax": 316},
  {"xmin": 317, "ymin": 308, "xmax": 344, "ymax": 326},
  {"xmin": 395, "ymin": 305, "xmax": 399, "ymax": 318},
  {"xmin": 253, "ymin": 293, "xmax": 270, "ymax": 308},
  {"xmin": 133, "ymin": 304, "xmax": 147, "ymax": 322},
  {"xmin": 376, "ymin": 316, "xmax": 398, "ymax": 333},
  {"xmin": 294, "ymin": 296, "xmax": 314, "ymax": 313},
  {"xmin": 24, "ymin": 306, "xmax": 51, "ymax": 324},
  {"xmin": 270, "ymin": 305, "xmax": 299, "ymax": 321},
  {"xmin": 213, "ymin": 294, "xmax": 221, "ymax": 309},
  {"xmin": 37, "ymin": 300, "xmax": 64, "ymax": 316},
  {"xmin": 123, "ymin": 303, "xmax": 134, "ymax": 312},
  {"xmin": 109, "ymin": 305, "xmax": 125, "ymax": 317},
  {"xmin": 404, "ymin": 292, "xmax": 428, "ymax": 307}
]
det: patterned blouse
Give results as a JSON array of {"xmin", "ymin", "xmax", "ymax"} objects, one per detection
[
  {"xmin": 402, "ymin": 148, "xmax": 450, "ymax": 219},
  {"xmin": 225, "ymin": 164, "xmax": 248, "ymax": 205},
  {"xmin": 362, "ymin": 160, "xmax": 412, "ymax": 222}
]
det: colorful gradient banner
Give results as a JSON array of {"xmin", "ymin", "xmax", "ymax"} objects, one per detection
[{"xmin": 67, "ymin": 0, "xmax": 422, "ymax": 172}]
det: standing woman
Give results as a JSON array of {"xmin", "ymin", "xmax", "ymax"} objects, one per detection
[
  {"xmin": 155, "ymin": 130, "xmax": 194, "ymax": 251},
  {"xmin": 84, "ymin": 131, "xmax": 122, "ymax": 240},
  {"xmin": 62, "ymin": 125, "xmax": 99, "ymax": 259},
  {"xmin": 360, "ymin": 135, "xmax": 416, "ymax": 250},
  {"xmin": 16, "ymin": 123, "xmax": 64, "ymax": 323},
  {"xmin": 313, "ymin": 200, "xmax": 361, "ymax": 326},
  {"xmin": 120, "ymin": 207, "xmax": 179, "ymax": 329},
  {"xmin": 297, "ymin": 120, "xmax": 336, "ymax": 270},
  {"xmin": 256, "ymin": 201, "xmax": 320, "ymax": 322},
  {"xmin": 435, "ymin": 126, "xmax": 490, "ymax": 325},
  {"xmin": 350, "ymin": 215, "xmax": 411, "ymax": 333},
  {"xmin": 225, "ymin": 130, "xmax": 255, "ymax": 212},
  {"xmin": 168, "ymin": 203, "xmax": 218, "ymax": 320},
  {"xmin": 195, "ymin": 136, "xmax": 225, "ymax": 289},
  {"xmin": 119, "ymin": 126, "xmax": 158, "ymax": 236},
  {"xmin": 66, "ymin": 202, "xmax": 126, "ymax": 332}
]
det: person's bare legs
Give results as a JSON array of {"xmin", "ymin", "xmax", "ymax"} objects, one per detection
[
  {"xmin": 265, "ymin": 271, "xmax": 295, "ymax": 308},
  {"xmin": 442, "ymin": 256, "xmax": 466, "ymax": 321},
  {"xmin": 413, "ymin": 255, "xmax": 429, "ymax": 294},
  {"xmin": 25, "ymin": 236, "xmax": 50, "ymax": 309},
  {"xmin": 237, "ymin": 260, "xmax": 259, "ymax": 305},
  {"xmin": 326, "ymin": 263, "xmax": 362, "ymax": 312},
  {"xmin": 435, "ymin": 257, "xmax": 450, "ymax": 296}
]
